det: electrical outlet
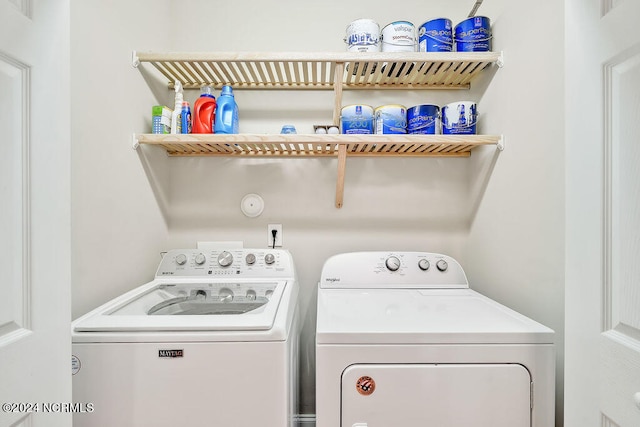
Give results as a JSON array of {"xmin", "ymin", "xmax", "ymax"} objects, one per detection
[{"xmin": 267, "ymin": 224, "xmax": 283, "ymax": 248}]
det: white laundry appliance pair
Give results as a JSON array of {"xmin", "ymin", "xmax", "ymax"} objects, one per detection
[
  {"xmin": 72, "ymin": 248, "xmax": 299, "ymax": 427},
  {"xmin": 316, "ymin": 251, "xmax": 555, "ymax": 427}
]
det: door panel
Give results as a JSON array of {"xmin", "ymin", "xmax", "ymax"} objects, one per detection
[
  {"xmin": 0, "ymin": 52, "xmax": 30, "ymax": 344},
  {"xmin": 602, "ymin": 36, "xmax": 640, "ymax": 427},
  {"xmin": 341, "ymin": 364, "xmax": 531, "ymax": 427},
  {"xmin": 0, "ymin": 1, "xmax": 71, "ymax": 426},
  {"xmin": 566, "ymin": 0, "xmax": 640, "ymax": 425}
]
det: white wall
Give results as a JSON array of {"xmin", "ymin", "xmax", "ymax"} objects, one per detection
[
  {"xmin": 71, "ymin": 0, "xmax": 564, "ymax": 422},
  {"xmin": 461, "ymin": 2, "xmax": 566, "ymax": 425}
]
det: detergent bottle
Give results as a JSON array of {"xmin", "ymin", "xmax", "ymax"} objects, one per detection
[
  {"xmin": 214, "ymin": 85, "xmax": 239, "ymax": 134},
  {"xmin": 192, "ymin": 85, "xmax": 216, "ymax": 133}
]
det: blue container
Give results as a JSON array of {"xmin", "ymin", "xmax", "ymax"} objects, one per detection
[
  {"xmin": 341, "ymin": 105, "xmax": 374, "ymax": 134},
  {"xmin": 280, "ymin": 125, "xmax": 297, "ymax": 134},
  {"xmin": 375, "ymin": 105, "xmax": 407, "ymax": 134},
  {"xmin": 407, "ymin": 104, "xmax": 440, "ymax": 134},
  {"xmin": 419, "ymin": 18, "xmax": 453, "ymax": 52},
  {"xmin": 442, "ymin": 101, "xmax": 477, "ymax": 135},
  {"xmin": 454, "ymin": 16, "xmax": 491, "ymax": 52},
  {"xmin": 214, "ymin": 85, "xmax": 239, "ymax": 134}
]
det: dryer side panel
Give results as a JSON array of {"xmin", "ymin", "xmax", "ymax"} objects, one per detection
[{"xmin": 341, "ymin": 363, "xmax": 531, "ymax": 427}]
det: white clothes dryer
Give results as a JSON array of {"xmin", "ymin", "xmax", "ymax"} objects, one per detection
[
  {"xmin": 316, "ymin": 252, "xmax": 555, "ymax": 427},
  {"xmin": 72, "ymin": 248, "xmax": 299, "ymax": 427}
]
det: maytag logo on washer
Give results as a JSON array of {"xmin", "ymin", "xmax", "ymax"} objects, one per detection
[{"xmin": 158, "ymin": 349, "xmax": 184, "ymax": 358}]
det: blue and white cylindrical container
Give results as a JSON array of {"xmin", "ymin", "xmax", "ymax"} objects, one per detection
[
  {"xmin": 345, "ymin": 19, "xmax": 381, "ymax": 52},
  {"xmin": 341, "ymin": 104, "xmax": 374, "ymax": 134},
  {"xmin": 454, "ymin": 16, "xmax": 492, "ymax": 52},
  {"xmin": 374, "ymin": 104, "xmax": 407, "ymax": 134},
  {"xmin": 407, "ymin": 104, "xmax": 440, "ymax": 134},
  {"xmin": 441, "ymin": 101, "xmax": 477, "ymax": 134},
  {"xmin": 380, "ymin": 21, "xmax": 417, "ymax": 52},
  {"xmin": 418, "ymin": 18, "xmax": 453, "ymax": 52}
]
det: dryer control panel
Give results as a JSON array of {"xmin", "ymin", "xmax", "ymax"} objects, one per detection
[
  {"xmin": 319, "ymin": 251, "xmax": 468, "ymax": 289},
  {"xmin": 156, "ymin": 249, "xmax": 295, "ymax": 279}
]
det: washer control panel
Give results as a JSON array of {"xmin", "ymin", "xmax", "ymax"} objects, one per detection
[
  {"xmin": 156, "ymin": 249, "xmax": 294, "ymax": 279},
  {"xmin": 320, "ymin": 252, "xmax": 468, "ymax": 289}
]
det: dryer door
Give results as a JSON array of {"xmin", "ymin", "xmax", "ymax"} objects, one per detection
[{"xmin": 341, "ymin": 363, "xmax": 531, "ymax": 427}]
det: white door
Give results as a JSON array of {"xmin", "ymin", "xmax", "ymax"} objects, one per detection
[
  {"xmin": 341, "ymin": 364, "xmax": 531, "ymax": 427},
  {"xmin": 0, "ymin": 1, "xmax": 71, "ymax": 426},
  {"xmin": 565, "ymin": 0, "xmax": 640, "ymax": 426}
]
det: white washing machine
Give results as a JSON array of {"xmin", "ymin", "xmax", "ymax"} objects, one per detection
[
  {"xmin": 316, "ymin": 251, "xmax": 555, "ymax": 427},
  {"xmin": 72, "ymin": 248, "xmax": 299, "ymax": 427}
]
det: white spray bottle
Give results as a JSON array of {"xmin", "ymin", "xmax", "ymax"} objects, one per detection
[{"xmin": 170, "ymin": 81, "xmax": 183, "ymax": 134}]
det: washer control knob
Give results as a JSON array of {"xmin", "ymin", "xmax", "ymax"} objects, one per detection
[
  {"xmin": 217, "ymin": 251, "xmax": 234, "ymax": 267},
  {"xmin": 265, "ymin": 253, "xmax": 275, "ymax": 265},
  {"xmin": 385, "ymin": 256, "xmax": 401, "ymax": 271},
  {"xmin": 246, "ymin": 253, "xmax": 256, "ymax": 265},
  {"xmin": 246, "ymin": 289, "xmax": 257, "ymax": 301},
  {"xmin": 418, "ymin": 259, "xmax": 430, "ymax": 271},
  {"xmin": 218, "ymin": 287, "xmax": 234, "ymax": 303},
  {"xmin": 436, "ymin": 259, "xmax": 448, "ymax": 272},
  {"xmin": 194, "ymin": 253, "xmax": 206, "ymax": 265},
  {"xmin": 175, "ymin": 254, "xmax": 187, "ymax": 266}
]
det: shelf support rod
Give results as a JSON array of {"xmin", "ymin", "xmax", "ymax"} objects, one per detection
[
  {"xmin": 333, "ymin": 62, "xmax": 344, "ymax": 126},
  {"xmin": 335, "ymin": 144, "xmax": 347, "ymax": 208}
]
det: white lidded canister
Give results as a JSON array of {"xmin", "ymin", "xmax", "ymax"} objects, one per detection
[
  {"xmin": 345, "ymin": 19, "xmax": 381, "ymax": 52},
  {"xmin": 381, "ymin": 21, "xmax": 417, "ymax": 52}
]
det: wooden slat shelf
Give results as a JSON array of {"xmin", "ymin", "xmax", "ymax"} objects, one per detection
[
  {"xmin": 135, "ymin": 133, "xmax": 500, "ymax": 157},
  {"xmin": 133, "ymin": 51, "xmax": 503, "ymax": 90},
  {"xmin": 134, "ymin": 134, "xmax": 503, "ymax": 208}
]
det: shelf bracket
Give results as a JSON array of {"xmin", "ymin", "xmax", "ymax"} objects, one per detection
[
  {"xmin": 132, "ymin": 50, "xmax": 140, "ymax": 68},
  {"xmin": 497, "ymin": 135, "xmax": 505, "ymax": 151},
  {"xmin": 132, "ymin": 133, "xmax": 140, "ymax": 150},
  {"xmin": 496, "ymin": 51, "xmax": 505, "ymax": 68},
  {"xmin": 335, "ymin": 144, "xmax": 347, "ymax": 208}
]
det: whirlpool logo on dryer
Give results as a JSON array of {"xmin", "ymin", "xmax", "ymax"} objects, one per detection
[{"xmin": 158, "ymin": 349, "xmax": 184, "ymax": 358}]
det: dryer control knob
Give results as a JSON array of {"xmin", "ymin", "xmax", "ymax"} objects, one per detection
[
  {"xmin": 218, "ymin": 251, "xmax": 234, "ymax": 267},
  {"xmin": 194, "ymin": 253, "xmax": 206, "ymax": 265},
  {"xmin": 265, "ymin": 253, "xmax": 275, "ymax": 265},
  {"xmin": 246, "ymin": 253, "xmax": 256, "ymax": 265},
  {"xmin": 385, "ymin": 256, "xmax": 401, "ymax": 271},
  {"xmin": 418, "ymin": 259, "xmax": 430, "ymax": 271},
  {"xmin": 175, "ymin": 254, "xmax": 187, "ymax": 266},
  {"xmin": 436, "ymin": 259, "xmax": 448, "ymax": 272}
]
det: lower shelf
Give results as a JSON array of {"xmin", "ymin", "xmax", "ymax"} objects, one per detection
[{"xmin": 133, "ymin": 133, "xmax": 503, "ymax": 207}]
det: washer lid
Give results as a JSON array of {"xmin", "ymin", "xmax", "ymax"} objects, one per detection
[
  {"xmin": 316, "ymin": 288, "xmax": 554, "ymax": 344},
  {"xmin": 73, "ymin": 280, "xmax": 287, "ymax": 333}
]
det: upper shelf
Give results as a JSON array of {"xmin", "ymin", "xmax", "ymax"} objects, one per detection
[{"xmin": 132, "ymin": 51, "xmax": 503, "ymax": 91}]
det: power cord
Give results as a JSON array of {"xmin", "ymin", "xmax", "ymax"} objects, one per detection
[{"xmin": 271, "ymin": 228, "xmax": 278, "ymax": 249}]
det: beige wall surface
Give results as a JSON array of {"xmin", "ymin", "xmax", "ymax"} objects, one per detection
[{"xmin": 71, "ymin": 0, "xmax": 564, "ymax": 422}]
